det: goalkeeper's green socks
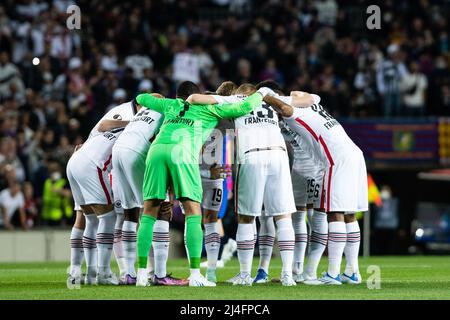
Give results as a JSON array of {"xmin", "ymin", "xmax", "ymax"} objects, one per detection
[
  {"xmin": 185, "ymin": 215, "xmax": 203, "ymax": 270},
  {"xmin": 137, "ymin": 214, "xmax": 156, "ymax": 268}
]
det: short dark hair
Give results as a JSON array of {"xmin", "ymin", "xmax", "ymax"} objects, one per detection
[
  {"xmin": 256, "ymin": 80, "xmax": 283, "ymax": 94},
  {"xmin": 176, "ymin": 81, "xmax": 200, "ymax": 100}
]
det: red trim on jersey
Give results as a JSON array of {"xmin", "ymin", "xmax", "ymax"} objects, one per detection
[
  {"xmin": 97, "ymin": 167, "xmax": 112, "ymax": 205},
  {"xmin": 319, "ymin": 136, "xmax": 334, "ymax": 166},
  {"xmin": 295, "ymin": 118, "xmax": 318, "ymax": 141},
  {"xmin": 326, "ymin": 165, "xmax": 333, "ymax": 212},
  {"xmin": 315, "ymin": 136, "xmax": 334, "ymax": 212},
  {"xmin": 234, "ymin": 164, "xmax": 241, "ymax": 216},
  {"xmin": 102, "ymin": 155, "xmax": 112, "ymax": 171},
  {"xmin": 320, "ymin": 172, "xmax": 326, "ymax": 210}
]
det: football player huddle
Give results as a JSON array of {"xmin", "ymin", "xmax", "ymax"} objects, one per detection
[{"xmin": 66, "ymin": 79, "xmax": 368, "ymax": 288}]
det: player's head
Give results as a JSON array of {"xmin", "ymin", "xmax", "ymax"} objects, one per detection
[
  {"xmin": 235, "ymin": 83, "xmax": 256, "ymax": 96},
  {"xmin": 176, "ymin": 81, "xmax": 200, "ymax": 101},
  {"xmin": 216, "ymin": 81, "xmax": 238, "ymax": 96},
  {"xmin": 151, "ymin": 93, "xmax": 164, "ymax": 99},
  {"xmin": 256, "ymin": 79, "xmax": 284, "ymax": 95}
]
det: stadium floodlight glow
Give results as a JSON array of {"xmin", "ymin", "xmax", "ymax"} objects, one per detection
[
  {"xmin": 415, "ymin": 228, "xmax": 424, "ymax": 238},
  {"xmin": 32, "ymin": 57, "xmax": 40, "ymax": 66}
]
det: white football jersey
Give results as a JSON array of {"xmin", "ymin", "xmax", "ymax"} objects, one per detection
[
  {"xmin": 212, "ymin": 95, "xmax": 286, "ymax": 160},
  {"xmin": 200, "ymin": 128, "xmax": 224, "ymax": 171},
  {"xmin": 114, "ymin": 108, "xmax": 163, "ymax": 156},
  {"xmin": 280, "ymin": 96, "xmax": 362, "ymax": 165},
  {"xmin": 279, "ymin": 120, "xmax": 304, "ymax": 161},
  {"xmin": 78, "ymin": 127, "xmax": 125, "ymax": 171},
  {"xmin": 89, "ymin": 101, "xmax": 138, "ymax": 138}
]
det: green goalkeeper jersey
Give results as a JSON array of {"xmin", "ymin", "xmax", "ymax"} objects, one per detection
[{"xmin": 135, "ymin": 92, "xmax": 263, "ymax": 155}]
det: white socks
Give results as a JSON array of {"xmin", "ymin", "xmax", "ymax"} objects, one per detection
[
  {"xmin": 204, "ymin": 222, "xmax": 220, "ymax": 270},
  {"xmin": 147, "ymin": 246, "xmax": 155, "ymax": 275},
  {"xmin": 82, "ymin": 214, "xmax": 99, "ymax": 277},
  {"xmin": 236, "ymin": 223, "xmax": 256, "ymax": 276},
  {"xmin": 257, "ymin": 216, "xmax": 275, "ymax": 273},
  {"xmin": 304, "ymin": 210, "xmax": 328, "ymax": 279},
  {"xmin": 276, "ymin": 218, "xmax": 295, "ymax": 276},
  {"xmin": 292, "ymin": 211, "xmax": 307, "ymax": 275},
  {"xmin": 122, "ymin": 220, "xmax": 137, "ymax": 277},
  {"xmin": 153, "ymin": 219, "xmax": 170, "ymax": 278},
  {"xmin": 344, "ymin": 221, "xmax": 361, "ymax": 275},
  {"xmin": 96, "ymin": 211, "xmax": 116, "ymax": 276},
  {"xmin": 70, "ymin": 227, "xmax": 84, "ymax": 276},
  {"xmin": 327, "ymin": 221, "xmax": 347, "ymax": 278},
  {"xmin": 113, "ymin": 213, "xmax": 126, "ymax": 275}
]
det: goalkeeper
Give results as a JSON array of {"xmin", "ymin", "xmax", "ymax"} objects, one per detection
[{"xmin": 135, "ymin": 81, "xmax": 271, "ymax": 287}]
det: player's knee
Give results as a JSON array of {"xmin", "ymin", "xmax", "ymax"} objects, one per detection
[
  {"xmin": 87, "ymin": 204, "xmax": 114, "ymax": 215},
  {"xmin": 73, "ymin": 211, "xmax": 86, "ymax": 229},
  {"xmin": 274, "ymin": 213, "xmax": 292, "ymax": 222},
  {"xmin": 157, "ymin": 202, "xmax": 173, "ymax": 221},
  {"xmin": 327, "ymin": 212, "xmax": 345, "ymax": 222},
  {"xmin": 238, "ymin": 214, "xmax": 255, "ymax": 224},
  {"xmin": 144, "ymin": 199, "xmax": 163, "ymax": 217},
  {"xmin": 203, "ymin": 209, "xmax": 218, "ymax": 223},
  {"xmin": 344, "ymin": 214, "xmax": 356, "ymax": 223},
  {"xmin": 124, "ymin": 208, "xmax": 140, "ymax": 222},
  {"xmin": 181, "ymin": 199, "xmax": 201, "ymax": 215}
]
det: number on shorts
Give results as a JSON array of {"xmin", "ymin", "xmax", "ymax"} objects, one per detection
[
  {"xmin": 211, "ymin": 188, "xmax": 222, "ymax": 203},
  {"xmin": 307, "ymin": 178, "xmax": 320, "ymax": 198}
]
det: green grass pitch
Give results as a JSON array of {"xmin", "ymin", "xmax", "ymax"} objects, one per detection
[{"xmin": 1, "ymin": 256, "xmax": 449, "ymax": 300}]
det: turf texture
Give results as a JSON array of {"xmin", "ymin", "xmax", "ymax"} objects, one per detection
[{"xmin": 0, "ymin": 256, "xmax": 449, "ymax": 300}]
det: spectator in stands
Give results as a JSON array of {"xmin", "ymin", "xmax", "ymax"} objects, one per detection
[
  {"xmin": 0, "ymin": 0, "xmax": 449, "ymax": 228},
  {"xmin": 0, "ymin": 180, "xmax": 27, "ymax": 230},
  {"xmin": 23, "ymin": 181, "xmax": 38, "ymax": 228},
  {"xmin": 41, "ymin": 159, "xmax": 72, "ymax": 226},
  {"xmin": 401, "ymin": 61, "xmax": 428, "ymax": 117},
  {"xmin": 376, "ymin": 44, "xmax": 408, "ymax": 117},
  {"xmin": 0, "ymin": 51, "xmax": 25, "ymax": 103}
]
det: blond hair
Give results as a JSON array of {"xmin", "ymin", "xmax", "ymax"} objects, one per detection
[
  {"xmin": 235, "ymin": 83, "xmax": 256, "ymax": 95},
  {"xmin": 216, "ymin": 81, "xmax": 238, "ymax": 96}
]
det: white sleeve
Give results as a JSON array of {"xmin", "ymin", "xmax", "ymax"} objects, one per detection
[
  {"xmin": 311, "ymin": 94, "xmax": 321, "ymax": 105},
  {"xmin": 276, "ymin": 95, "xmax": 293, "ymax": 105},
  {"xmin": 283, "ymin": 107, "xmax": 302, "ymax": 120},
  {"xmin": 212, "ymin": 95, "xmax": 242, "ymax": 104}
]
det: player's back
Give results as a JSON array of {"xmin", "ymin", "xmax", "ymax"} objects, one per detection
[
  {"xmin": 151, "ymin": 99, "xmax": 221, "ymax": 155},
  {"xmin": 88, "ymin": 101, "xmax": 138, "ymax": 138},
  {"xmin": 281, "ymin": 97, "xmax": 362, "ymax": 164},
  {"xmin": 114, "ymin": 108, "xmax": 164, "ymax": 156},
  {"xmin": 78, "ymin": 128, "xmax": 125, "ymax": 171},
  {"xmin": 213, "ymin": 95, "xmax": 285, "ymax": 162},
  {"xmin": 280, "ymin": 119, "xmax": 321, "ymax": 166},
  {"xmin": 293, "ymin": 103, "xmax": 361, "ymax": 158}
]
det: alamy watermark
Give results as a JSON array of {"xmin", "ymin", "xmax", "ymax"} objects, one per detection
[
  {"xmin": 66, "ymin": 266, "xmax": 81, "ymax": 289},
  {"xmin": 366, "ymin": 5, "xmax": 381, "ymax": 30},
  {"xmin": 366, "ymin": 265, "xmax": 382, "ymax": 289},
  {"xmin": 66, "ymin": 5, "xmax": 81, "ymax": 30}
]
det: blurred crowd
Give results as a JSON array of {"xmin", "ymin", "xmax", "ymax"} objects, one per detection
[{"xmin": 1, "ymin": 0, "xmax": 450, "ymax": 228}]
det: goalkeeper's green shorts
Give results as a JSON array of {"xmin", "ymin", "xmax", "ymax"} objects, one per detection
[{"xmin": 143, "ymin": 143, "xmax": 203, "ymax": 203}]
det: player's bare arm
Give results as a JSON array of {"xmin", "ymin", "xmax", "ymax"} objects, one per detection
[
  {"xmin": 290, "ymin": 91, "xmax": 321, "ymax": 106},
  {"xmin": 186, "ymin": 94, "xmax": 217, "ymax": 105},
  {"xmin": 263, "ymin": 95, "xmax": 294, "ymax": 117},
  {"xmin": 97, "ymin": 119, "xmax": 130, "ymax": 132},
  {"xmin": 288, "ymin": 91, "xmax": 315, "ymax": 108}
]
